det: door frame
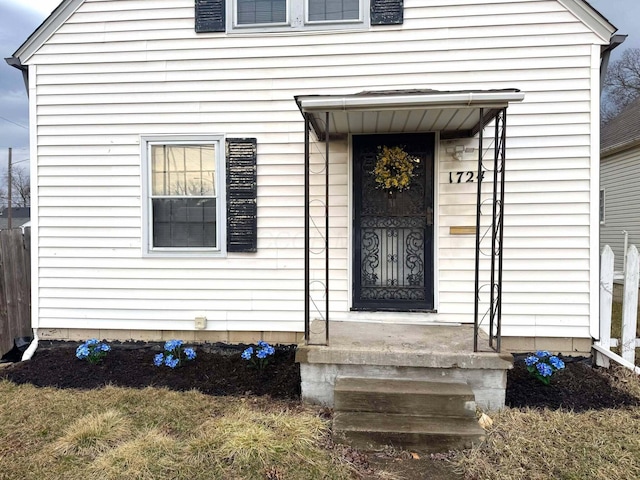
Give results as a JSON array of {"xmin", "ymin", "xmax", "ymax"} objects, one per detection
[{"xmin": 349, "ymin": 132, "xmax": 438, "ymax": 312}]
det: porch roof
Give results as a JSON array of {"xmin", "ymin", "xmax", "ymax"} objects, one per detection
[{"xmin": 295, "ymin": 89, "xmax": 524, "ymax": 140}]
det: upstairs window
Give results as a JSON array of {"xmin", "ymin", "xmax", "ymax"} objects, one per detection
[
  {"xmin": 308, "ymin": 0, "xmax": 360, "ymax": 22},
  {"xmin": 196, "ymin": 0, "xmax": 402, "ymax": 33},
  {"xmin": 237, "ymin": 0, "xmax": 287, "ymax": 25},
  {"xmin": 231, "ymin": 0, "xmax": 366, "ymax": 29}
]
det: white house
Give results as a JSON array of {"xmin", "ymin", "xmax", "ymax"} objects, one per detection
[{"xmin": 8, "ymin": 0, "xmax": 618, "ymax": 359}]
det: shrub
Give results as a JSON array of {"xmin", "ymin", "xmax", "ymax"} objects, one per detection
[
  {"xmin": 153, "ymin": 340, "xmax": 196, "ymax": 369},
  {"xmin": 76, "ymin": 339, "xmax": 111, "ymax": 365}
]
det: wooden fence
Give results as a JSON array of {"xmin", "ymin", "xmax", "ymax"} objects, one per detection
[
  {"xmin": 0, "ymin": 227, "xmax": 31, "ymax": 357},
  {"xmin": 595, "ymin": 244, "xmax": 640, "ymax": 373}
]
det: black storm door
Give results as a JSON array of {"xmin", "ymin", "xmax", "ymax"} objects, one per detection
[{"xmin": 353, "ymin": 133, "xmax": 434, "ymax": 310}]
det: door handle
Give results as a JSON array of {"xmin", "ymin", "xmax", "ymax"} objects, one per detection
[{"xmin": 426, "ymin": 207, "xmax": 433, "ymax": 226}]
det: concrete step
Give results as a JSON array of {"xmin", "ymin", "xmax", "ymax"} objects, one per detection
[
  {"xmin": 332, "ymin": 377, "xmax": 485, "ymax": 453},
  {"xmin": 334, "ymin": 377, "xmax": 477, "ymax": 417},
  {"xmin": 333, "ymin": 411, "xmax": 485, "ymax": 453}
]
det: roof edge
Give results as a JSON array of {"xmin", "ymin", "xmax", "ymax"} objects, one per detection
[
  {"xmin": 12, "ymin": 0, "xmax": 84, "ymax": 63},
  {"xmin": 296, "ymin": 90, "xmax": 525, "ymax": 113},
  {"xmin": 557, "ymin": 0, "xmax": 617, "ymax": 43},
  {"xmin": 601, "ymin": 138, "xmax": 640, "ymax": 158}
]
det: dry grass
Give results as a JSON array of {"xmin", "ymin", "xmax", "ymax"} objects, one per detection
[
  {"xmin": 4, "ymin": 367, "xmax": 640, "ymax": 480},
  {"xmin": 454, "ymin": 368, "xmax": 640, "ymax": 480},
  {"xmin": 0, "ymin": 381, "xmax": 354, "ymax": 480},
  {"xmin": 51, "ymin": 410, "xmax": 132, "ymax": 458},
  {"xmin": 610, "ymin": 301, "xmax": 640, "ymax": 366}
]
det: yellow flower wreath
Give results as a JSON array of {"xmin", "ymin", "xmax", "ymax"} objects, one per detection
[{"xmin": 373, "ymin": 145, "xmax": 420, "ymax": 191}]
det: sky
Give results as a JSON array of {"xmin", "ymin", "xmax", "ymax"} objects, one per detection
[{"xmin": 0, "ymin": 0, "xmax": 639, "ymax": 163}]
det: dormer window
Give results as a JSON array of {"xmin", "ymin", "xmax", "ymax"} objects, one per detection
[
  {"xmin": 232, "ymin": 0, "xmax": 365, "ymax": 29},
  {"xmin": 195, "ymin": 0, "xmax": 402, "ymax": 33},
  {"xmin": 308, "ymin": 0, "xmax": 361, "ymax": 22},
  {"xmin": 237, "ymin": 0, "xmax": 287, "ymax": 25}
]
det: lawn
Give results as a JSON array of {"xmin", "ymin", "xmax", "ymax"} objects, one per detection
[
  {"xmin": 0, "ymin": 381, "xmax": 358, "ymax": 480},
  {"xmin": 454, "ymin": 367, "xmax": 640, "ymax": 480},
  {"xmin": 2, "ymin": 342, "xmax": 640, "ymax": 479}
]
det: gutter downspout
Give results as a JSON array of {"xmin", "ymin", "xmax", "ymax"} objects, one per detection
[
  {"xmin": 21, "ymin": 329, "xmax": 38, "ymax": 361},
  {"xmin": 7, "ymin": 57, "xmax": 34, "ymax": 360},
  {"xmin": 600, "ymin": 34, "xmax": 627, "ymax": 95}
]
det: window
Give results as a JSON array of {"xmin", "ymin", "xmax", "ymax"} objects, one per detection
[
  {"xmin": 600, "ymin": 189, "xmax": 605, "ymax": 224},
  {"xmin": 230, "ymin": 0, "xmax": 366, "ymax": 29},
  {"xmin": 196, "ymin": 0, "xmax": 401, "ymax": 33},
  {"xmin": 308, "ymin": 0, "xmax": 360, "ymax": 22},
  {"xmin": 237, "ymin": 0, "xmax": 287, "ymax": 25},
  {"xmin": 143, "ymin": 136, "xmax": 225, "ymax": 256}
]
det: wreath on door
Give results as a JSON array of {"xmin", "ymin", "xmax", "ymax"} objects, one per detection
[{"xmin": 372, "ymin": 145, "xmax": 420, "ymax": 192}]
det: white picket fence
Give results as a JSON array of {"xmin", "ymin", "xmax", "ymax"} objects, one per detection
[{"xmin": 594, "ymin": 244, "xmax": 640, "ymax": 374}]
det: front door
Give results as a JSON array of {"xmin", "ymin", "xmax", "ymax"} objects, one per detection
[{"xmin": 353, "ymin": 133, "xmax": 435, "ymax": 310}]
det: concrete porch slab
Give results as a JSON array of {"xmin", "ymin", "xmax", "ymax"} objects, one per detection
[{"xmin": 296, "ymin": 321, "xmax": 513, "ymax": 411}]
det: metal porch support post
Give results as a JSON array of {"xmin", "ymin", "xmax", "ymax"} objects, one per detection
[
  {"xmin": 473, "ymin": 108, "xmax": 484, "ymax": 352},
  {"xmin": 324, "ymin": 112, "xmax": 330, "ymax": 345},
  {"xmin": 304, "ymin": 113, "xmax": 310, "ymax": 342},
  {"xmin": 489, "ymin": 115, "xmax": 500, "ymax": 350},
  {"xmin": 496, "ymin": 107, "xmax": 507, "ymax": 352},
  {"xmin": 489, "ymin": 108, "xmax": 507, "ymax": 352}
]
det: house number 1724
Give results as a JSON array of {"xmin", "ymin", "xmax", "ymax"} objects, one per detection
[{"xmin": 448, "ymin": 171, "xmax": 485, "ymax": 183}]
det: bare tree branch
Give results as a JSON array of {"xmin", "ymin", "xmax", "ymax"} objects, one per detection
[
  {"xmin": 603, "ymin": 48, "xmax": 640, "ymax": 124},
  {"xmin": 4, "ymin": 165, "xmax": 30, "ymax": 208}
]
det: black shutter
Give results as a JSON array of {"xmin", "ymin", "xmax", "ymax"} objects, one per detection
[
  {"xmin": 195, "ymin": 0, "xmax": 225, "ymax": 33},
  {"xmin": 370, "ymin": 0, "xmax": 403, "ymax": 25},
  {"xmin": 226, "ymin": 138, "xmax": 257, "ymax": 252}
]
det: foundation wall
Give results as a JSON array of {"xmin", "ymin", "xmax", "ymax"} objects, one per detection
[
  {"xmin": 500, "ymin": 336, "xmax": 592, "ymax": 357},
  {"xmin": 37, "ymin": 328, "xmax": 303, "ymax": 345}
]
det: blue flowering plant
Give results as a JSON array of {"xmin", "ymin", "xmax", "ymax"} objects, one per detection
[
  {"xmin": 153, "ymin": 340, "xmax": 197, "ymax": 369},
  {"xmin": 76, "ymin": 338, "xmax": 111, "ymax": 365},
  {"xmin": 242, "ymin": 341, "xmax": 276, "ymax": 371},
  {"xmin": 525, "ymin": 350, "xmax": 566, "ymax": 385}
]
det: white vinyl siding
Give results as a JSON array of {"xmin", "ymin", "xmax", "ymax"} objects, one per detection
[
  {"xmin": 27, "ymin": 0, "xmax": 607, "ymax": 338},
  {"xmin": 600, "ymin": 148, "xmax": 640, "ymax": 273}
]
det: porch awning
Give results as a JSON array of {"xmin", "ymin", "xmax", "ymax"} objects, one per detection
[{"xmin": 295, "ymin": 89, "xmax": 524, "ymax": 140}]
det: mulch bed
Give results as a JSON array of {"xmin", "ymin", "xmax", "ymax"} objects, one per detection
[
  {"xmin": 506, "ymin": 355, "xmax": 640, "ymax": 411},
  {"xmin": 2, "ymin": 344, "xmax": 639, "ymax": 411},
  {"xmin": 0, "ymin": 342, "xmax": 301, "ymax": 400}
]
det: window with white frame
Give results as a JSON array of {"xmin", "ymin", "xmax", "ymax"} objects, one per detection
[
  {"xmin": 232, "ymin": 0, "xmax": 365, "ymax": 29},
  {"xmin": 599, "ymin": 189, "xmax": 605, "ymax": 224},
  {"xmin": 143, "ymin": 136, "xmax": 225, "ymax": 255}
]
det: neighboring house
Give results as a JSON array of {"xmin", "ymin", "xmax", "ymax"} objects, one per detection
[
  {"xmin": 600, "ymin": 97, "xmax": 640, "ymax": 276},
  {"xmin": 7, "ymin": 0, "xmax": 618, "ymax": 356},
  {"xmin": 0, "ymin": 207, "xmax": 31, "ymax": 230}
]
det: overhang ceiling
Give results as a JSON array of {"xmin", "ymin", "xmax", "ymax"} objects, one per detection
[{"xmin": 295, "ymin": 89, "xmax": 525, "ymax": 140}]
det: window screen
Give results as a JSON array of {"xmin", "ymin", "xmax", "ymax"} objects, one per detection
[
  {"xmin": 308, "ymin": 0, "xmax": 359, "ymax": 21},
  {"xmin": 237, "ymin": 0, "xmax": 287, "ymax": 24},
  {"xmin": 151, "ymin": 144, "xmax": 218, "ymax": 248}
]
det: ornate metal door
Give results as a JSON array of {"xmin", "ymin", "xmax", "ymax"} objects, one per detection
[{"xmin": 353, "ymin": 133, "xmax": 434, "ymax": 310}]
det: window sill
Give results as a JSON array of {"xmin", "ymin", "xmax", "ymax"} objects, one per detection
[
  {"xmin": 225, "ymin": 23, "xmax": 370, "ymax": 35},
  {"xmin": 143, "ymin": 249, "xmax": 226, "ymax": 258}
]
